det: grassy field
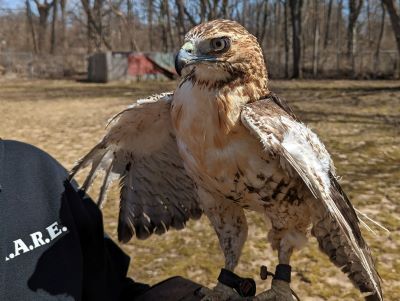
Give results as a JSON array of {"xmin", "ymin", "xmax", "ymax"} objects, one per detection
[{"xmin": 0, "ymin": 78, "xmax": 399, "ymax": 300}]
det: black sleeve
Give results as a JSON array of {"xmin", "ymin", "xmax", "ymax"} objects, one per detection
[
  {"xmin": 0, "ymin": 140, "xmax": 149, "ymax": 301},
  {"xmin": 61, "ymin": 182, "xmax": 150, "ymax": 301}
]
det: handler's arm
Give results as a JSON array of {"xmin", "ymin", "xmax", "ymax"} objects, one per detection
[{"xmin": 0, "ymin": 139, "xmax": 149, "ymax": 301}]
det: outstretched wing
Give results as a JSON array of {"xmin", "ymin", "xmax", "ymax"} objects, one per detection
[
  {"xmin": 241, "ymin": 94, "xmax": 382, "ymax": 300},
  {"xmin": 70, "ymin": 92, "xmax": 202, "ymax": 242}
]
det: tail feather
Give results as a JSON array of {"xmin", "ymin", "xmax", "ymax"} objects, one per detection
[{"xmin": 312, "ymin": 214, "xmax": 382, "ymax": 301}]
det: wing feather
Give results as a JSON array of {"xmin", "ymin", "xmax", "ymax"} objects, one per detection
[
  {"xmin": 241, "ymin": 95, "xmax": 382, "ymax": 300},
  {"xmin": 70, "ymin": 92, "xmax": 202, "ymax": 242}
]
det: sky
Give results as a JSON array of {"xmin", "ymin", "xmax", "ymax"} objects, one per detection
[{"xmin": 0, "ymin": 0, "xmax": 24, "ymax": 10}]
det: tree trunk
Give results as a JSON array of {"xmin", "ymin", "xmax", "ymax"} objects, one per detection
[
  {"xmin": 336, "ymin": 0, "xmax": 343, "ymax": 75},
  {"xmin": 374, "ymin": 2, "xmax": 386, "ymax": 76},
  {"xmin": 34, "ymin": 0, "xmax": 54, "ymax": 53},
  {"xmin": 323, "ymin": 0, "xmax": 333, "ymax": 48},
  {"xmin": 126, "ymin": 0, "xmax": 134, "ymax": 51},
  {"xmin": 242, "ymin": 1, "xmax": 248, "ymax": 27},
  {"xmin": 179, "ymin": 1, "xmax": 196, "ymax": 26},
  {"xmin": 366, "ymin": 0, "xmax": 372, "ymax": 46},
  {"xmin": 164, "ymin": 0, "xmax": 174, "ymax": 51},
  {"xmin": 200, "ymin": 0, "xmax": 207, "ymax": 23},
  {"xmin": 289, "ymin": 0, "xmax": 303, "ymax": 78},
  {"xmin": 93, "ymin": 0, "xmax": 103, "ymax": 51},
  {"xmin": 312, "ymin": 0, "xmax": 319, "ymax": 77},
  {"xmin": 255, "ymin": 1, "xmax": 263, "ymax": 40},
  {"xmin": 212, "ymin": 0, "xmax": 218, "ymax": 19},
  {"xmin": 175, "ymin": 0, "xmax": 186, "ymax": 44},
  {"xmin": 283, "ymin": 0, "xmax": 289, "ymax": 78},
  {"xmin": 160, "ymin": 1, "xmax": 168, "ymax": 52},
  {"xmin": 81, "ymin": 0, "xmax": 111, "ymax": 54},
  {"xmin": 26, "ymin": 0, "xmax": 38, "ymax": 53},
  {"xmin": 382, "ymin": 0, "xmax": 400, "ymax": 78},
  {"xmin": 148, "ymin": 0, "xmax": 153, "ymax": 51},
  {"xmin": 347, "ymin": 0, "xmax": 363, "ymax": 56},
  {"xmin": 347, "ymin": 0, "xmax": 364, "ymax": 76},
  {"xmin": 125, "ymin": 0, "xmax": 139, "ymax": 51},
  {"xmin": 272, "ymin": 1, "xmax": 277, "ymax": 45},
  {"xmin": 50, "ymin": 0, "xmax": 58, "ymax": 54},
  {"xmin": 60, "ymin": 0, "xmax": 67, "ymax": 52},
  {"xmin": 221, "ymin": 0, "xmax": 229, "ymax": 18},
  {"xmin": 260, "ymin": 0, "xmax": 269, "ymax": 45}
]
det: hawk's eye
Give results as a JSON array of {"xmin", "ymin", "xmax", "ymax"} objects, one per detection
[{"xmin": 210, "ymin": 37, "xmax": 230, "ymax": 52}]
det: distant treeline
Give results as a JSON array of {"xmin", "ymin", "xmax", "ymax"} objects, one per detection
[{"xmin": 1, "ymin": 0, "xmax": 400, "ymax": 79}]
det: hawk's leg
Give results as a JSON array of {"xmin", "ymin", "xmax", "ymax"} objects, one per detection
[
  {"xmin": 198, "ymin": 188, "xmax": 248, "ymax": 300},
  {"xmin": 264, "ymin": 226, "xmax": 308, "ymax": 301},
  {"xmin": 278, "ymin": 243, "xmax": 293, "ymax": 265}
]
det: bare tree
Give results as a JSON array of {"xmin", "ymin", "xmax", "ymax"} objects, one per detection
[
  {"xmin": 109, "ymin": 0, "xmax": 139, "ymax": 51},
  {"xmin": 60, "ymin": 0, "xmax": 67, "ymax": 52},
  {"xmin": 312, "ymin": 0, "xmax": 320, "ymax": 76},
  {"xmin": 4, "ymin": 0, "xmax": 400, "ymax": 79},
  {"xmin": 348, "ymin": 0, "xmax": 364, "ymax": 55},
  {"xmin": 382, "ymin": 0, "xmax": 400, "ymax": 77},
  {"xmin": 366, "ymin": 0, "xmax": 372, "ymax": 46},
  {"xmin": 26, "ymin": 0, "xmax": 38, "ymax": 53},
  {"xmin": 208, "ymin": 0, "xmax": 219, "ymax": 20},
  {"xmin": 126, "ymin": 0, "xmax": 138, "ymax": 51},
  {"xmin": 323, "ymin": 0, "xmax": 333, "ymax": 48},
  {"xmin": 374, "ymin": 2, "xmax": 386, "ymax": 76},
  {"xmin": 273, "ymin": 1, "xmax": 280, "ymax": 46},
  {"xmin": 347, "ymin": 0, "xmax": 363, "ymax": 75},
  {"xmin": 164, "ymin": 0, "xmax": 174, "ymax": 51},
  {"xmin": 175, "ymin": 0, "xmax": 186, "ymax": 44},
  {"xmin": 160, "ymin": 0, "xmax": 169, "ymax": 51},
  {"xmin": 177, "ymin": 0, "xmax": 196, "ymax": 26},
  {"xmin": 50, "ymin": 0, "xmax": 58, "ymax": 54},
  {"xmin": 221, "ymin": 0, "xmax": 229, "ymax": 18},
  {"xmin": 81, "ymin": 0, "xmax": 111, "ymax": 53},
  {"xmin": 200, "ymin": 0, "xmax": 206, "ymax": 22},
  {"xmin": 336, "ymin": 0, "xmax": 343, "ymax": 73},
  {"xmin": 255, "ymin": 0, "xmax": 263, "ymax": 40},
  {"xmin": 33, "ymin": 0, "xmax": 54, "ymax": 53},
  {"xmin": 259, "ymin": 0, "xmax": 269, "ymax": 45},
  {"xmin": 148, "ymin": 0, "xmax": 154, "ymax": 50},
  {"xmin": 289, "ymin": 0, "xmax": 303, "ymax": 78},
  {"xmin": 283, "ymin": 0, "xmax": 289, "ymax": 78}
]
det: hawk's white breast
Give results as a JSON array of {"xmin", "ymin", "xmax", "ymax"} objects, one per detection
[{"xmin": 172, "ymin": 81, "xmax": 293, "ymax": 212}]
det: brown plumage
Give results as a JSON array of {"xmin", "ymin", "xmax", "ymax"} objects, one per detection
[{"xmin": 71, "ymin": 19, "xmax": 382, "ymax": 300}]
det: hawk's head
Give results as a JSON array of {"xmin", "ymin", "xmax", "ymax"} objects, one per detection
[{"xmin": 175, "ymin": 19, "xmax": 268, "ymax": 97}]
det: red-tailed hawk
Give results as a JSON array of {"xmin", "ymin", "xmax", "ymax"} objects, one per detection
[{"xmin": 71, "ymin": 20, "xmax": 382, "ymax": 300}]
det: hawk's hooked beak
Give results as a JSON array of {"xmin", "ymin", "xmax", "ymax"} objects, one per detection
[{"xmin": 175, "ymin": 42, "xmax": 217, "ymax": 76}]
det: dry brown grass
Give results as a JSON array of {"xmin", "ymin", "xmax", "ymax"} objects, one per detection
[{"xmin": 0, "ymin": 79, "xmax": 399, "ymax": 300}]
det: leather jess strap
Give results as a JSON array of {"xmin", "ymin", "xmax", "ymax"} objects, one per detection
[
  {"xmin": 218, "ymin": 265, "xmax": 292, "ymax": 298},
  {"xmin": 274, "ymin": 264, "xmax": 292, "ymax": 283}
]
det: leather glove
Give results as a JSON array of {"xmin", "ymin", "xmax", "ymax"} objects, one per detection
[
  {"xmin": 198, "ymin": 279, "xmax": 296, "ymax": 301},
  {"xmin": 252, "ymin": 279, "xmax": 295, "ymax": 301}
]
